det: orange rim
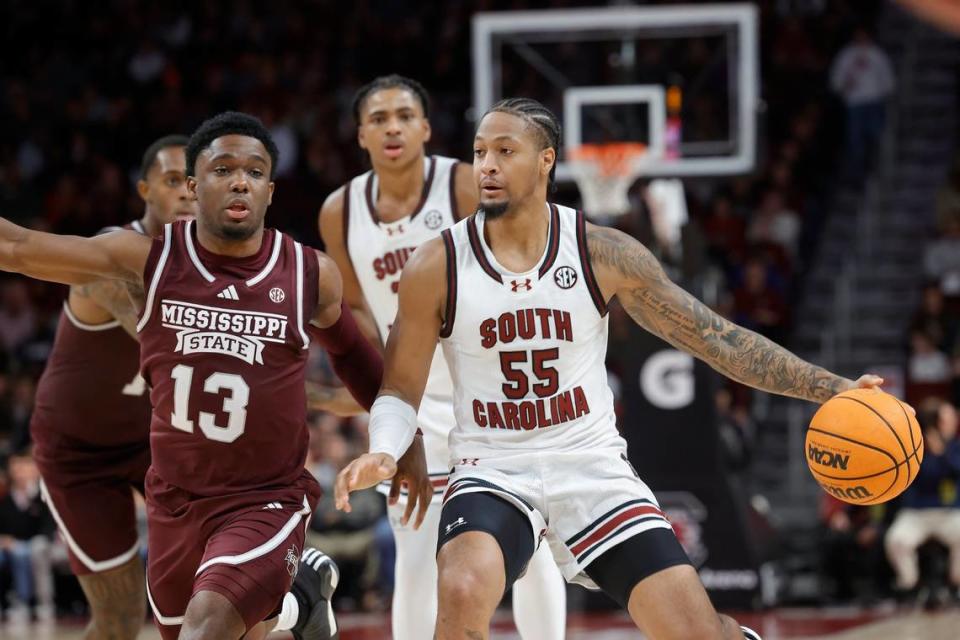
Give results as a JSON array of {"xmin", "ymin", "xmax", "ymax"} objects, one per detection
[{"xmin": 568, "ymin": 143, "xmax": 647, "ymax": 177}]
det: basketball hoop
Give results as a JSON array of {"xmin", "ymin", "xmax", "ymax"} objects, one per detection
[{"xmin": 568, "ymin": 143, "xmax": 649, "ymax": 218}]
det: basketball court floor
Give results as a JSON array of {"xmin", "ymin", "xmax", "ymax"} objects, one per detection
[{"xmin": 1, "ymin": 608, "xmax": 957, "ymax": 640}]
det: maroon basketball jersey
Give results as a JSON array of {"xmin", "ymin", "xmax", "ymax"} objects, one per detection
[
  {"xmin": 32, "ymin": 220, "xmax": 152, "ymax": 450},
  {"xmin": 137, "ymin": 220, "xmax": 319, "ymax": 497}
]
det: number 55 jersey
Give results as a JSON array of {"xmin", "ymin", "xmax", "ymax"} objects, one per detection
[
  {"xmin": 138, "ymin": 220, "xmax": 320, "ymax": 498},
  {"xmin": 440, "ymin": 204, "xmax": 621, "ymax": 460}
]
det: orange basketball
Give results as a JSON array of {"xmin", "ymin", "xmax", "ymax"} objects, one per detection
[{"xmin": 806, "ymin": 388, "xmax": 923, "ymax": 505}]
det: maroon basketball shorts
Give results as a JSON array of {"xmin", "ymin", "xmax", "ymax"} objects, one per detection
[
  {"xmin": 144, "ymin": 469, "xmax": 320, "ymax": 639},
  {"xmin": 34, "ymin": 440, "xmax": 151, "ymax": 576}
]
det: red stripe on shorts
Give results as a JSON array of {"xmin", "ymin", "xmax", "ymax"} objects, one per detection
[{"xmin": 571, "ymin": 505, "xmax": 665, "ymax": 556}]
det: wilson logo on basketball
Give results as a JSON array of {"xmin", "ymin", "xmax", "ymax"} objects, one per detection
[
  {"xmin": 807, "ymin": 445, "xmax": 850, "ymax": 470},
  {"xmin": 553, "ymin": 266, "xmax": 578, "ymax": 289},
  {"xmin": 820, "ymin": 482, "xmax": 873, "ymax": 501}
]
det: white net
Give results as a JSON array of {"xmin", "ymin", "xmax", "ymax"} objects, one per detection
[{"xmin": 568, "ymin": 143, "xmax": 649, "ymax": 219}]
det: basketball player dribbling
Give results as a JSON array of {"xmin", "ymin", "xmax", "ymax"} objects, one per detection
[
  {"xmin": 29, "ymin": 135, "xmax": 194, "ymax": 639},
  {"xmin": 317, "ymin": 75, "xmax": 566, "ymax": 640},
  {"xmin": 334, "ymin": 98, "xmax": 888, "ymax": 640},
  {"xmin": 0, "ymin": 111, "xmax": 432, "ymax": 640}
]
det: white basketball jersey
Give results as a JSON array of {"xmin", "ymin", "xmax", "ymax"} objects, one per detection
[
  {"xmin": 345, "ymin": 155, "xmax": 461, "ymax": 474},
  {"xmin": 440, "ymin": 204, "xmax": 622, "ymax": 460}
]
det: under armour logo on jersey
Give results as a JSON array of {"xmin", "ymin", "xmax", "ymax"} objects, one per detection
[
  {"xmin": 385, "ymin": 224, "xmax": 406, "ymax": 237},
  {"xmin": 510, "ymin": 279, "xmax": 532, "ymax": 292},
  {"xmin": 553, "ymin": 266, "xmax": 578, "ymax": 290},
  {"xmin": 459, "ymin": 458, "xmax": 479, "ymax": 466},
  {"xmin": 445, "ymin": 517, "xmax": 467, "ymax": 535},
  {"xmin": 217, "ymin": 285, "xmax": 239, "ymax": 300}
]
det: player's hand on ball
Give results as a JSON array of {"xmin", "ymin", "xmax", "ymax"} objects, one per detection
[
  {"xmin": 845, "ymin": 374, "xmax": 916, "ymax": 415},
  {"xmin": 851, "ymin": 374, "xmax": 884, "ymax": 390},
  {"xmin": 391, "ymin": 434, "xmax": 431, "ymax": 530},
  {"xmin": 334, "ymin": 453, "xmax": 397, "ymax": 513}
]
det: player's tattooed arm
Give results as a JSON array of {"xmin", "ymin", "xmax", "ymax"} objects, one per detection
[
  {"xmin": 586, "ymin": 224, "xmax": 858, "ymax": 403},
  {"xmin": 0, "ymin": 218, "xmax": 150, "ymax": 286},
  {"xmin": 70, "ymin": 279, "xmax": 145, "ymax": 339}
]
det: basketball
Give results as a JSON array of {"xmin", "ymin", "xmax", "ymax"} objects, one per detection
[{"xmin": 806, "ymin": 388, "xmax": 923, "ymax": 505}]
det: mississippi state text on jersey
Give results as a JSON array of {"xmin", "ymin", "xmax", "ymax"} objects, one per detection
[
  {"xmin": 345, "ymin": 155, "xmax": 459, "ymax": 475},
  {"xmin": 440, "ymin": 204, "xmax": 620, "ymax": 460},
  {"xmin": 137, "ymin": 220, "xmax": 319, "ymax": 496}
]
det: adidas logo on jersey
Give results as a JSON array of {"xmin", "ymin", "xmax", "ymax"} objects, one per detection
[{"xmin": 217, "ymin": 285, "xmax": 239, "ymax": 300}]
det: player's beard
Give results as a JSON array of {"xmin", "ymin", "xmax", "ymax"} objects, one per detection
[
  {"xmin": 481, "ymin": 200, "xmax": 510, "ymax": 219},
  {"xmin": 215, "ymin": 216, "xmax": 260, "ymax": 241}
]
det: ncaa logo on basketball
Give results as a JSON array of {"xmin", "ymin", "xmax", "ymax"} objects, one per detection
[
  {"xmin": 424, "ymin": 209, "xmax": 443, "ymax": 230},
  {"xmin": 553, "ymin": 266, "xmax": 578, "ymax": 290},
  {"xmin": 269, "ymin": 287, "xmax": 285, "ymax": 303}
]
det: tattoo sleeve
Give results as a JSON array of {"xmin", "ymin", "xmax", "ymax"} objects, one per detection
[
  {"xmin": 72, "ymin": 279, "xmax": 145, "ymax": 339},
  {"xmin": 587, "ymin": 226, "xmax": 851, "ymax": 403}
]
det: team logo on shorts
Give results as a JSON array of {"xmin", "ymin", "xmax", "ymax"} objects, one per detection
[
  {"xmin": 285, "ymin": 543, "xmax": 300, "ymax": 578},
  {"xmin": 553, "ymin": 266, "xmax": 578, "ymax": 290},
  {"xmin": 269, "ymin": 287, "xmax": 285, "ymax": 303},
  {"xmin": 424, "ymin": 209, "xmax": 443, "ymax": 230}
]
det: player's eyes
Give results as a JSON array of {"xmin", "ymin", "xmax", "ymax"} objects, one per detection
[
  {"xmin": 214, "ymin": 166, "xmax": 229, "ymax": 175},
  {"xmin": 501, "ymin": 148, "xmax": 514, "ymax": 155},
  {"xmin": 249, "ymin": 169, "xmax": 264, "ymax": 178},
  {"xmin": 473, "ymin": 149, "xmax": 484, "ymax": 157},
  {"xmin": 166, "ymin": 178, "xmax": 181, "ymax": 187}
]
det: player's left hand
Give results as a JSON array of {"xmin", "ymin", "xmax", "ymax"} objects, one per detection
[
  {"xmin": 844, "ymin": 374, "xmax": 916, "ymax": 415},
  {"xmin": 391, "ymin": 434, "xmax": 431, "ymax": 530},
  {"xmin": 852, "ymin": 374, "xmax": 884, "ymax": 389},
  {"xmin": 334, "ymin": 453, "xmax": 397, "ymax": 513}
]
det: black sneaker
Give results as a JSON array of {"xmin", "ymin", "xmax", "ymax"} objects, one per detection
[
  {"xmin": 291, "ymin": 548, "xmax": 339, "ymax": 640},
  {"xmin": 741, "ymin": 626, "xmax": 763, "ymax": 640}
]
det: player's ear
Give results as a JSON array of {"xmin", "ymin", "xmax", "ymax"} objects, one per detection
[
  {"xmin": 186, "ymin": 176, "xmax": 198, "ymax": 199},
  {"xmin": 541, "ymin": 147, "xmax": 556, "ymax": 178},
  {"xmin": 422, "ymin": 118, "xmax": 432, "ymax": 144},
  {"xmin": 267, "ymin": 181, "xmax": 275, "ymax": 206},
  {"xmin": 136, "ymin": 179, "xmax": 150, "ymax": 203},
  {"xmin": 357, "ymin": 124, "xmax": 368, "ymax": 151}
]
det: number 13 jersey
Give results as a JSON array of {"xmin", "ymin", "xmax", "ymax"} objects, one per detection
[
  {"xmin": 440, "ymin": 204, "xmax": 622, "ymax": 460},
  {"xmin": 137, "ymin": 220, "xmax": 319, "ymax": 497}
]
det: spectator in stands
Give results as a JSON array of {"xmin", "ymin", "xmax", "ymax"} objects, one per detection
[
  {"xmin": 910, "ymin": 282, "xmax": 957, "ymax": 351},
  {"xmin": 924, "ymin": 218, "xmax": 960, "ymax": 301},
  {"xmin": 747, "ymin": 189, "xmax": 802, "ymax": 261},
  {"xmin": 0, "ymin": 452, "xmax": 56, "ymax": 623},
  {"xmin": 0, "ymin": 280, "xmax": 36, "ymax": 354},
  {"xmin": 701, "ymin": 195, "xmax": 746, "ymax": 269},
  {"xmin": 305, "ymin": 414, "xmax": 384, "ymax": 611},
  {"xmin": 935, "ymin": 155, "xmax": 960, "ymax": 232},
  {"xmin": 829, "ymin": 27, "xmax": 896, "ymax": 183},
  {"xmin": 819, "ymin": 494, "xmax": 887, "ymax": 603},
  {"xmin": 733, "ymin": 258, "xmax": 789, "ymax": 342},
  {"xmin": 908, "ymin": 329, "xmax": 952, "ymax": 385},
  {"xmin": 884, "ymin": 399, "xmax": 960, "ymax": 600},
  {"xmin": 715, "ymin": 388, "xmax": 754, "ymax": 474}
]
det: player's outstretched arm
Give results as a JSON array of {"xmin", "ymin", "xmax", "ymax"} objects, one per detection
[
  {"xmin": 586, "ymin": 223, "xmax": 881, "ymax": 404},
  {"xmin": 0, "ymin": 218, "xmax": 150, "ymax": 286},
  {"xmin": 334, "ymin": 237, "xmax": 447, "ymax": 525}
]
